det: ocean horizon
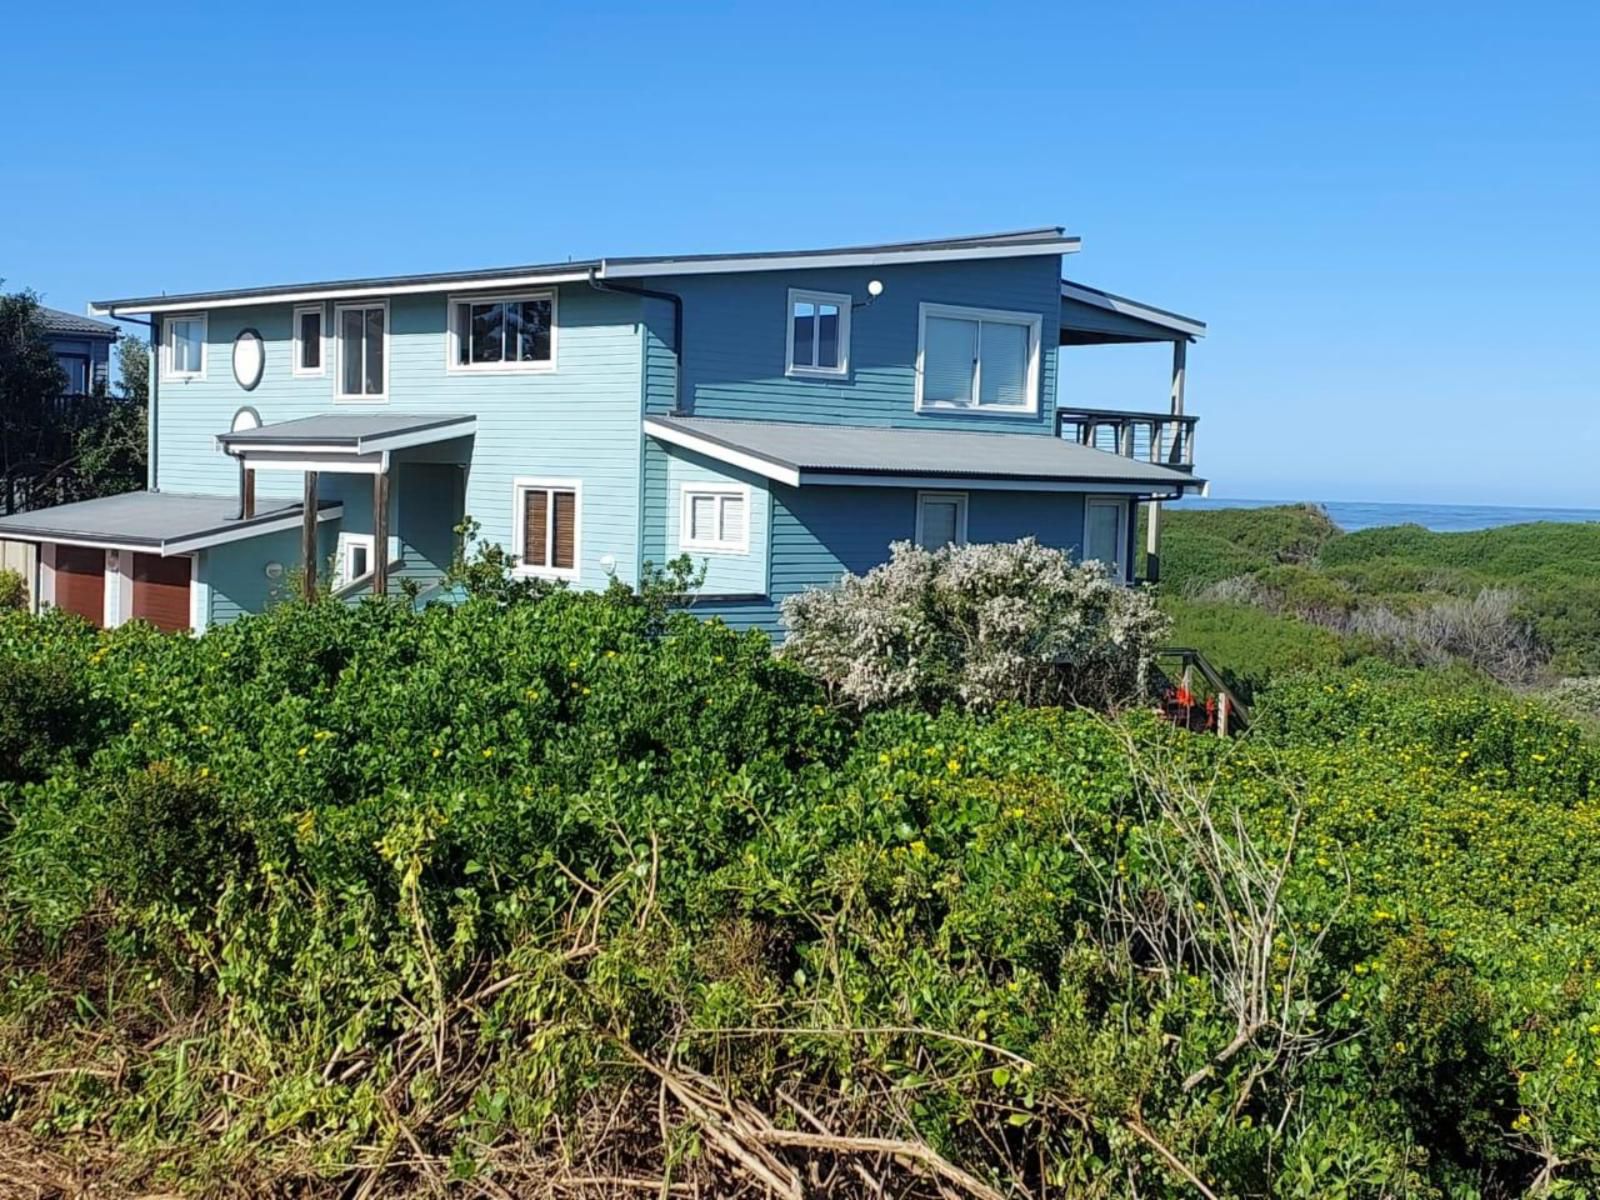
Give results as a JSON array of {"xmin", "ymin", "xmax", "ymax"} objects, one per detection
[{"xmin": 1188, "ymin": 497, "xmax": 1600, "ymax": 534}]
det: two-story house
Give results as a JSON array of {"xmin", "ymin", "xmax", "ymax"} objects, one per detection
[
  {"xmin": 0, "ymin": 228, "xmax": 1204, "ymax": 634},
  {"xmin": 39, "ymin": 306, "xmax": 119, "ymax": 396}
]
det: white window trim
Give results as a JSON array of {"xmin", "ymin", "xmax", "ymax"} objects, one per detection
[
  {"xmin": 511, "ymin": 476, "xmax": 581, "ymax": 581},
  {"xmin": 445, "ymin": 290, "xmax": 558, "ymax": 374},
  {"xmin": 913, "ymin": 302, "xmax": 1042, "ymax": 416},
  {"xmin": 679, "ymin": 482, "xmax": 751, "ymax": 555},
  {"xmin": 784, "ymin": 287, "xmax": 851, "ymax": 379},
  {"xmin": 160, "ymin": 312, "xmax": 207, "ymax": 381},
  {"xmin": 914, "ymin": 490, "xmax": 969, "ymax": 550},
  {"xmin": 292, "ymin": 303, "xmax": 327, "ymax": 377},
  {"xmin": 338, "ymin": 532, "xmax": 376, "ymax": 585},
  {"xmin": 333, "ymin": 299, "xmax": 390, "ymax": 403},
  {"xmin": 1083, "ymin": 496, "xmax": 1130, "ymax": 581}
]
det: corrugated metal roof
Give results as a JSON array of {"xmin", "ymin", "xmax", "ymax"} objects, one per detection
[
  {"xmin": 38, "ymin": 306, "xmax": 120, "ymax": 339},
  {"xmin": 93, "ymin": 227, "xmax": 1079, "ymax": 314},
  {"xmin": 217, "ymin": 412, "xmax": 473, "ymax": 450},
  {"xmin": 645, "ymin": 417, "xmax": 1203, "ymax": 490},
  {"xmin": 0, "ymin": 491, "xmax": 337, "ymax": 551}
]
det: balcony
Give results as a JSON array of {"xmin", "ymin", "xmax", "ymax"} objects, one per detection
[{"xmin": 1056, "ymin": 406, "xmax": 1197, "ymax": 472}]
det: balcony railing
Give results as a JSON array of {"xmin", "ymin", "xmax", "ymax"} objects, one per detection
[{"xmin": 1056, "ymin": 406, "xmax": 1197, "ymax": 471}]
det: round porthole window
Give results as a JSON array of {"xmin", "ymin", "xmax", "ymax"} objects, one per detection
[{"xmin": 232, "ymin": 329, "xmax": 265, "ymax": 390}]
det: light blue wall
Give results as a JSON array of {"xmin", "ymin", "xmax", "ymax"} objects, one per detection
[
  {"xmin": 641, "ymin": 256, "xmax": 1062, "ymax": 434},
  {"xmin": 659, "ymin": 447, "xmax": 769, "ymax": 595},
  {"xmin": 152, "ymin": 283, "xmax": 647, "ymax": 592},
  {"xmin": 204, "ymin": 526, "xmax": 323, "ymax": 625},
  {"xmin": 693, "ymin": 484, "xmax": 1096, "ymax": 636}
]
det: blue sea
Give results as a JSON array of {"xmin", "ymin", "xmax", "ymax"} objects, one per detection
[{"xmin": 1189, "ymin": 498, "xmax": 1600, "ymax": 534}]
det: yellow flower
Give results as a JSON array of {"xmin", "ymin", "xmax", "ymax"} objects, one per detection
[
  {"xmin": 909, "ymin": 839, "xmax": 927, "ymax": 856},
  {"xmin": 432, "ymin": 748, "xmax": 443, "ymax": 759},
  {"xmin": 482, "ymin": 748, "xmax": 494, "ymax": 759},
  {"xmin": 946, "ymin": 759, "xmax": 961, "ymax": 774}
]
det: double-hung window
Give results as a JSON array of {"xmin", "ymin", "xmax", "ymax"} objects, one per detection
[
  {"xmin": 162, "ymin": 313, "xmax": 206, "ymax": 380},
  {"xmin": 448, "ymin": 292, "xmax": 555, "ymax": 371},
  {"xmin": 680, "ymin": 484, "xmax": 749, "ymax": 554},
  {"xmin": 335, "ymin": 301, "xmax": 387, "ymax": 400},
  {"xmin": 1083, "ymin": 497, "xmax": 1129, "ymax": 580},
  {"xmin": 915, "ymin": 491, "xmax": 968, "ymax": 551},
  {"xmin": 293, "ymin": 304, "xmax": 325, "ymax": 376},
  {"xmin": 786, "ymin": 289, "xmax": 850, "ymax": 377},
  {"xmin": 916, "ymin": 303, "xmax": 1040, "ymax": 414},
  {"xmin": 514, "ymin": 478, "xmax": 580, "ymax": 579}
]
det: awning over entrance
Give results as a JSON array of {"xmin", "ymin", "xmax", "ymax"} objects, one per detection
[
  {"xmin": 0, "ymin": 491, "xmax": 342, "ymax": 555},
  {"xmin": 644, "ymin": 416, "xmax": 1205, "ymax": 495},
  {"xmin": 215, "ymin": 412, "xmax": 476, "ymax": 474}
]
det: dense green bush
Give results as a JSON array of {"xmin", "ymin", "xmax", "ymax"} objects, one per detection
[
  {"xmin": 1161, "ymin": 596, "xmax": 1354, "ymax": 701},
  {"xmin": 5, "ymin": 591, "xmax": 1600, "ymax": 1196},
  {"xmin": 0, "ymin": 568, "xmax": 26, "ymax": 612}
]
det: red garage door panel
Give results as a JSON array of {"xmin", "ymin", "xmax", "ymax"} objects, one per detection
[
  {"xmin": 131, "ymin": 554, "xmax": 191, "ymax": 633},
  {"xmin": 54, "ymin": 545, "xmax": 105, "ymax": 626}
]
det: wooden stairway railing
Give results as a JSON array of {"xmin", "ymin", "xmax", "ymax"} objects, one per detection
[{"xmin": 1154, "ymin": 647, "xmax": 1250, "ymax": 736}]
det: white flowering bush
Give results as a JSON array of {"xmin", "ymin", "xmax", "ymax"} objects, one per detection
[{"xmin": 780, "ymin": 538, "xmax": 1170, "ymax": 711}]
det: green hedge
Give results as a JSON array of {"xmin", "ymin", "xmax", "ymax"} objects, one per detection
[{"xmin": 3, "ymin": 595, "xmax": 1600, "ymax": 1196}]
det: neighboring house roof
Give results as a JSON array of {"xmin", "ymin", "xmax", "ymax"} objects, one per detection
[
  {"xmin": 1060, "ymin": 281, "xmax": 1206, "ymax": 340},
  {"xmin": 38, "ymin": 305, "xmax": 120, "ymax": 340},
  {"xmin": 91, "ymin": 227, "xmax": 1082, "ymax": 315},
  {"xmin": 0, "ymin": 491, "xmax": 341, "ymax": 555},
  {"xmin": 644, "ymin": 417, "xmax": 1204, "ymax": 494},
  {"xmin": 215, "ymin": 412, "xmax": 477, "ymax": 455}
]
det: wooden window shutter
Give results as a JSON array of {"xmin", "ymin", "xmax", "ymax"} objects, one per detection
[
  {"xmin": 552, "ymin": 491, "xmax": 576, "ymax": 570},
  {"xmin": 523, "ymin": 489, "xmax": 548, "ymax": 567}
]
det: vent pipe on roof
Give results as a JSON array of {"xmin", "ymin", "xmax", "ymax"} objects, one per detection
[{"xmin": 588, "ymin": 269, "xmax": 686, "ymax": 416}]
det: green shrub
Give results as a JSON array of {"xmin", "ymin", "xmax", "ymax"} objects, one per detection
[
  {"xmin": 1161, "ymin": 596, "xmax": 1352, "ymax": 700},
  {"xmin": 1150, "ymin": 503, "xmax": 1342, "ymax": 590},
  {"xmin": 0, "ymin": 568, "xmax": 26, "ymax": 612}
]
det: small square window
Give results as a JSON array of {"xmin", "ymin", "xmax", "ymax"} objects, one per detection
[
  {"xmin": 680, "ymin": 485, "xmax": 750, "ymax": 554},
  {"xmin": 786, "ymin": 289, "xmax": 850, "ymax": 377},
  {"xmin": 163, "ymin": 314, "xmax": 206, "ymax": 379},
  {"xmin": 915, "ymin": 491, "xmax": 968, "ymax": 550}
]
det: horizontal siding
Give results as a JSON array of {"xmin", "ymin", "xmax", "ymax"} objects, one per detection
[
  {"xmin": 695, "ymin": 484, "xmax": 1094, "ymax": 638},
  {"xmin": 153, "ymin": 284, "xmax": 646, "ymax": 596},
  {"xmin": 660, "ymin": 448, "xmax": 769, "ymax": 595},
  {"xmin": 647, "ymin": 257, "xmax": 1062, "ymax": 434}
]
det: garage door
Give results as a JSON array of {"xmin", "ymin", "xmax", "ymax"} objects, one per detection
[
  {"xmin": 53, "ymin": 545, "xmax": 105, "ymax": 626},
  {"xmin": 131, "ymin": 554, "xmax": 191, "ymax": 633}
]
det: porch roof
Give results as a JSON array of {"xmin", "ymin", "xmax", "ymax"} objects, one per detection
[
  {"xmin": 0, "ymin": 491, "xmax": 341, "ymax": 556},
  {"xmin": 1060, "ymin": 280, "xmax": 1206, "ymax": 345},
  {"xmin": 215, "ymin": 412, "xmax": 476, "ymax": 474},
  {"xmin": 643, "ymin": 417, "xmax": 1204, "ymax": 495}
]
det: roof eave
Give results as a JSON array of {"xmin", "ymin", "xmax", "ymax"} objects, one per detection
[{"xmin": 1060, "ymin": 280, "xmax": 1207, "ymax": 339}]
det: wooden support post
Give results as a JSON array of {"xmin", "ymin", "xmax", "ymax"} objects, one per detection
[
  {"xmin": 1170, "ymin": 339, "xmax": 1187, "ymax": 416},
  {"xmin": 372, "ymin": 468, "xmax": 390, "ymax": 598},
  {"xmin": 1218, "ymin": 692, "xmax": 1231, "ymax": 738},
  {"xmin": 1146, "ymin": 499, "xmax": 1163, "ymax": 584},
  {"xmin": 242, "ymin": 468, "xmax": 256, "ymax": 519},
  {"xmin": 301, "ymin": 471, "xmax": 319, "ymax": 600}
]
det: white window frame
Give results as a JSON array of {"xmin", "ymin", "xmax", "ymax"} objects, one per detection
[
  {"xmin": 1083, "ymin": 496, "xmax": 1130, "ymax": 581},
  {"xmin": 914, "ymin": 302, "xmax": 1042, "ymax": 416},
  {"xmin": 338, "ymin": 532, "xmax": 376, "ymax": 586},
  {"xmin": 785, "ymin": 288, "xmax": 851, "ymax": 379},
  {"xmin": 292, "ymin": 303, "xmax": 327, "ymax": 377},
  {"xmin": 511, "ymin": 476, "xmax": 581, "ymax": 581},
  {"xmin": 161, "ymin": 312, "xmax": 207, "ymax": 381},
  {"xmin": 446, "ymin": 290, "xmax": 558, "ymax": 374},
  {"xmin": 333, "ymin": 299, "xmax": 390, "ymax": 402},
  {"xmin": 914, "ymin": 490, "xmax": 969, "ymax": 550},
  {"xmin": 679, "ymin": 482, "xmax": 751, "ymax": 555}
]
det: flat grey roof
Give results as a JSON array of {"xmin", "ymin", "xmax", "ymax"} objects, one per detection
[
  {"xmin": 217, "ymin": 412, "xmax": 474, "ymax": 454},
  {"xmin": 0, "ymin": 491, "xmax": 339, "ymax": 554},
  {"xmin": 645, "ymin": 416, "xmax": 1203, "ymax": 491},
  {"xmin": 93, "ymin": 227, "xmax": 1080, "ymax": 315}
]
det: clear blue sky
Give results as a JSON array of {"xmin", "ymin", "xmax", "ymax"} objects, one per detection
[{"xmin": 4, "ymin": 1, "xmax": 1596, "ymax": 505}]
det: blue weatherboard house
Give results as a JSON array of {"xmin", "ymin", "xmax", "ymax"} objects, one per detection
[{"xmin": 0, "ymin": 228, "xmax": 1205, "ymax": 634}]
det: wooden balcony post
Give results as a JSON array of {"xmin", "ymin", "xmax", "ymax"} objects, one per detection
[
  {"xmin": 1170, "ymin": 339, "xmax": 1187, "ymax": 416},
  {"xmin": 243, "ymin": 468, "xmax": 256, "ymax": 519},
  {"xmin": 373, "ymin": 467, "xmax": 390, "ymax": 598},
  {"xmin": 301, "ymin": 471, "xmax": 319, "ymax": 600}
]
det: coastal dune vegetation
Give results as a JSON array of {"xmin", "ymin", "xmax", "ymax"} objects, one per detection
[{"xmin": 0, "ymin": 529, "xmax": 1599, "ymax": 1196}]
